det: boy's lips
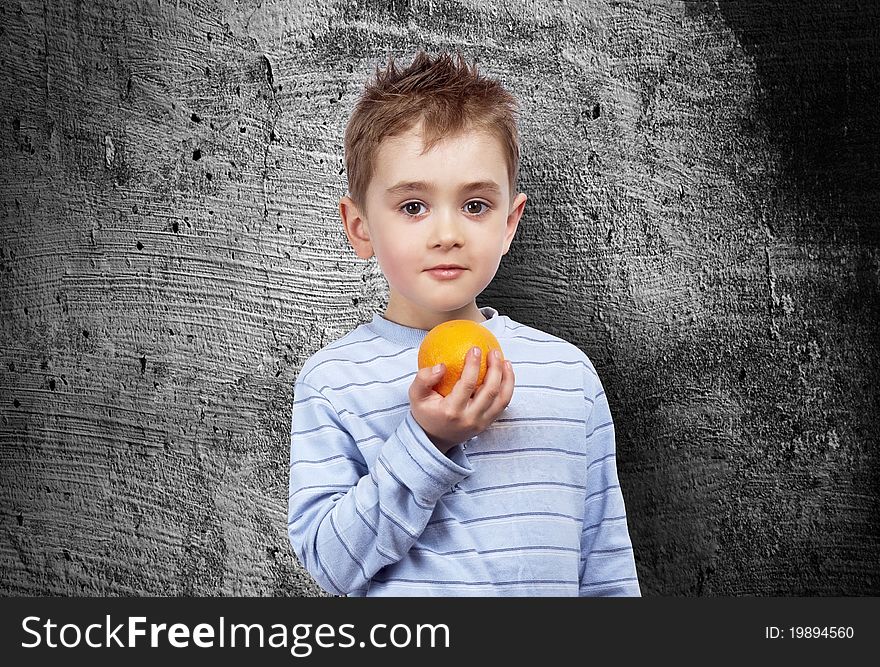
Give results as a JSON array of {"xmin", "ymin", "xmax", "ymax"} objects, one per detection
[
  {"xmin": 425, "ymin": 264, "xmax": 466, "ymax": 270},
  {"xmin": 425, "ymin": 266, "xmax": 466, "ymax": 280}
]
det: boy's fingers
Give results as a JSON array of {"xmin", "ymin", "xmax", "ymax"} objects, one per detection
[
  {"xmin": 494, "ymin": 359, "xmax": 515, "ymax": 412},
  {"xmin": 412, "ymin": 364, "xmax": 444, "ymax": 399},
  {"xmin": 471, "ymin": 349, "xmax": 502, "ymax": 412},
  {"xmin": 448, "ymin": 347, "xmax": 481, "ymax": 408}
]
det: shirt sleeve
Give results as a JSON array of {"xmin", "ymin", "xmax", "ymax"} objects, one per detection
[
  {"xmin": 287, "ymin": 378, "xmax": 472, "ymax": 596},
  {"xmin": 578, "ymin": 364, "xmax": 642, "ymax": 597}
]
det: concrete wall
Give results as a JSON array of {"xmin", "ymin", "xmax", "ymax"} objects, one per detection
[{"xmin": 1, "ymin": 0, "xmax": 877, "ymax": 595}]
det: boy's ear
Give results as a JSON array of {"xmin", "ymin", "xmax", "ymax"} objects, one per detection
[
  {"xmin": 340, "ymin": 195, "xmax": 374, "ymax": 260},
  {"xmin": 502, "ymin": 192, "xmax": 527, "ymax": 255}
]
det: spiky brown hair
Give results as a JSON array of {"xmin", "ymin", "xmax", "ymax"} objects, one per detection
[{"xmin": 343, "ymin": 49, "xmax": 521, "ymax": 215}]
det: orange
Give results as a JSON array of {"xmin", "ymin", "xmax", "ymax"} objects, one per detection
[{"xmin": 418, "ymin": 319, "xmax": 504, "ymax": 397}]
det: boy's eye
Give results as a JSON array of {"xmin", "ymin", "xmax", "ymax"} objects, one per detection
[
  {"xmin": 402, "ymin": 201, "xmax": 425, "ymax": 216},
  {"xmin": 464, "ymin": 199, "xmax": 489, "ymax": 215}
]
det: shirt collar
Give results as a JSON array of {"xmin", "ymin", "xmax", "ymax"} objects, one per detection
[{"xmin": 366, "ymin": 306, "xmax": 505, "ymax": 348}]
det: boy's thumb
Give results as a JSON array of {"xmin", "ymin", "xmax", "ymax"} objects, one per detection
[{"xmin": 417, "ymin": 363, "xmax": 444, "ymax": 392}]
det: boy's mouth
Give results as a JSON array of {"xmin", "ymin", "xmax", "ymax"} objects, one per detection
[
  {"xmin": 425, "ymin": 264, "xmax": 466, "ymax": 270},
  {"xmin": 425, "ymin": 265, "xmax": 466, "ymax": 279}
]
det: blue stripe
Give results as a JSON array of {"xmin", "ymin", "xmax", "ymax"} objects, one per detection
[
  {"xmin": 581, "ymin": 362, "xmax": 600, "ymax": 381},
  {"xmin": 353, "ymin": 433, "xmax": 384, "ymax": 446},
  {"xmin": 314, "ymin": 549, "xmax": 345, "ymax": 596},
  {"xmin": 428, "ymin": 511, "xmax": 581, "ymax": 526},
  {"xmin": 302, "ymin": 348, "xmax": 411, "ymax": 385},
  {"xmin": 403, "ymin": 415, "xmax": 463, "ymax": 476},
  {"xmin": 329, "ymin": 373, "xmax": 415, "ymax": 392},
  {"xmin": 292, "ymin": 390, "xmax": 334, "ymax": 407},
  {"xmin": 301, "ymin": 382, "xmax": 584, "ymax": 411},
  {"xmin": 377, "ymin": 455, "xmax": 434, "ymax": 510},
  {"xmin": 320, "ymin": 378, "xmax": 588, "ymax": 396},
  {"xmin": 468, "ymin": 447, "xmax": 586, "ymax": 458},
  {"xmin": 375, "ymin": 505, "xmax": 419, "ymax": 539},
  {"xmin": 585, "ymin": 483, "xmax": 620, "ymax": 502},
  {"xmin": 495, "ymin": 416, "xmax": 585, "ymax": 425},
  {"xmin": 349, "ymin": 401, "xmax": 409, "ymax": 419},
  {"xmin": 344, "ymin": 407, "xmax": 585, "ymax": 425},
  {"xmin": 292, "ymin": 422, "xmax": 343, "ymax": 437},
  {"xmin": 463, "ymin": 480, "xmax": 585, "ymax": 494},
  {"xmin": 587, "ymin": 452, "xmax": 616, "ymax": 470},
  {"xmin": 329, "ymin": 511, "xmax": 369, "ymax": 580},
  {"xmin": 586, "ymin": 420, "xmax": 613, "ymax": 438},
  {"xmin": 511, "ymin": 335, "xmax": 572, "ymax": 345},
  {"xmin": 292, "ymin": 453, "xmax": 365, "ymax": 467},
  {"xmin": 289, "ymin": 484, "xmax": 351, "ymax": 500},
  {"xmin": 338, "ymin": 386, "xmax": 590, "ymax": 412},
  {"xmin": 581, "ymin": 545, "xmax": 633, "ymax": 559},
  {"xmin": 357, "ymin": 478, "xmax": 426, "ymax": 555},
  {"xmin": 394, "ymin": 434, "xmax": 447, "ymax": 489},
  {"xmin": 516, "ymin": 384, "xmax": 582, "ymax": 392},
  {"xmin": 582, "ymin": 515, "xmax": 628, "ymax": 533},
  {"xmin": 504, "ymin": 358, "xmax": 585, "ymax": 368},
  {"xmin": 580, "ymin": 576, "xmax": 640, "ymax": 588},
  {"xmin": 366, "ymin": 458, "xmax": 421, "ymax": 537},
  {"xmin": 375, "ymin": 543, "xmax": 397, "ymax": 562},
  {"xmin": 411, "ymin": 544, "xmax": 581, "ymax": 556},
  {"xmin": 372, "ymin": 577, "xmax": 573, "ymax": 586},
  {"xmin": 324, "ymin": 333, "xmax": 383, "ymax": 351},
  {"xmin": 353, "ymin": 496, "xmax": 379, "ymax": 537}
]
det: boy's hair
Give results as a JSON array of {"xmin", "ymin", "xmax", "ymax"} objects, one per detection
[{"xmin": 343, "ymin": 49, "xmax": 521, "ymax": 215}]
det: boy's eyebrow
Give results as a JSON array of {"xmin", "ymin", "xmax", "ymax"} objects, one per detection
[{"xmin": 384, "ymin": 180, "xmax": 502, "ymax": 197}]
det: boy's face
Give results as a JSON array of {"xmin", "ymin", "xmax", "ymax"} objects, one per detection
[{"xmin": 340, "ymin": 122, "xmax": 527, "ymax": 330}]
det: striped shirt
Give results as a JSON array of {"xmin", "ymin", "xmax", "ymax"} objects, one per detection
[{"xmin": 287, "ymin": 305, "xmax": 641, "ymax": 596}]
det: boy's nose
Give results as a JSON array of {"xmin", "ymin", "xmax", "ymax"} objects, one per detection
[{"xmin": 430, "ymin": 209, "xmax": 465, "ymax": 245}]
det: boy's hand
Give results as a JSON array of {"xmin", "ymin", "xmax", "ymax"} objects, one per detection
[{"xmin": 409, "ymin": 346, "xmax": 515, "ymax": 454}]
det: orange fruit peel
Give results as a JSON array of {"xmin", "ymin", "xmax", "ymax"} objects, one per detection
[{"xmin": 417, "ymin": 319, "xmax": 504, "ymax": 397}]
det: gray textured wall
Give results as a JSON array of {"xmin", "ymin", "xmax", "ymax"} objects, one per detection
[{"xmin": 1, "ymin": 0, "xmax": 877, "ymax": 596}]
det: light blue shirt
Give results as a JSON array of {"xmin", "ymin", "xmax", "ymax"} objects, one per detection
[{"xmin": 288, "ymin": 306, "xmax": 641, "ymax": 596}]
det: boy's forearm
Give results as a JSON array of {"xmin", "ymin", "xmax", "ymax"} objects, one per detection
[
  {"xmin": 291, "ymin": 468, "xmax": 434, "ymax": 595},
  {"xmin": 289, "ymin": 385, "xmax": 472, "ymax": 595}
]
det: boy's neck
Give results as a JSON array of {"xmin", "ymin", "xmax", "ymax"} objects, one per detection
[{"xmin": 383, "ymin": 302, "xmax": 487, "ymax": 331}]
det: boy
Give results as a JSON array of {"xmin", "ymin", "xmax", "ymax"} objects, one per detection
[{"xmin": 287, "ymin": 49, "xmax": 641, "ymax": 596}]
